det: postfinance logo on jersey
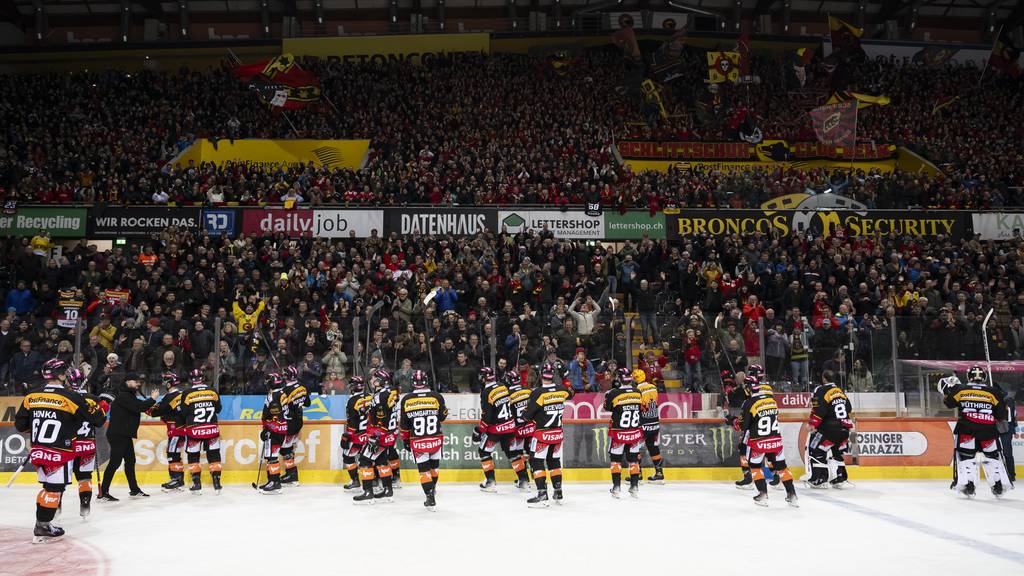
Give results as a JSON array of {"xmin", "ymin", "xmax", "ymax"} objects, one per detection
[{"xmin": 26, "ymin": 393, "xmax": 77, "ymax": 414}]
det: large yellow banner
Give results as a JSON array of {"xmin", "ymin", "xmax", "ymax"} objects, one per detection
[
  {"xmin": 283, "ymin": 33, "xmax": 490, "ymax": 63},
  {"xmin": 169, "ymin": 139, "xmax": 370, "ymax": 171}
]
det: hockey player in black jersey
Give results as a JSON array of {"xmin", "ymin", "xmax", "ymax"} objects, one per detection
[
  {"xmin": 506, "ymin": 371, "xmax": 534, "ymax": 491},
  {"xmin": 259, "ymin": 373, "xmax": 288, "ymax": 495},
  {"xmin": 373, "ymin": 369, "xmax": 403, "ymax": 488},
  {"xmin": 354, "ymin": 371, "xmax": 400, "ymax": 504},
  {"xmin": 177, "ymin": 369, "xmax": 224, "ymax": 494},
  {"xmin": 522, "ymin": 365, "xmax": 574, "ymax": 507},
  {"xmin": 730, "ymin": 377, "xmax": 798, "ymax": 507},
  {"xmin": 14, "ymin": 359, "xmax": 104, "ymax": 543},
  {"xmin": 634, "ymin": 370, "xmax": 664, "ymax": 483},
  {"xmin": 604, "ymin": 368, "xmax": 644, "ymax": 498},
  {"xmin": 150, "ymin": 372, "xmax": 187, "ymax": 492},
  {"xmin": 722, "ymin": 370, "xmax": 754, "ymax": 487},
  {"xmin": 342, "ymin": 376, "xmax": 371, "ymax": 490},
  {"xmin": 399, "ymin": 370, "xmax": 448, "ymax": 508},
  {"xmin": 280, "ymin": 365, "xmax": 311, "ymax": 486},
  {"xmin": 67, "ymin": 368, "xmax": 108, "ymax": 520},
  {"xmin": 475, "ymin": 367, "xmax": 522, "ymax": 493},
  {"xmin": 805, "ymin": 370, "xmax": 854, "ymax": 489},
  {"xmin": 940, "ymin": 366, "xmax": 1012, "ymax": 498}
]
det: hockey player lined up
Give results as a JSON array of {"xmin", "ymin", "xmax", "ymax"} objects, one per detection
[
  {"xmin": 805, "ymin": 370, "xmax": 854, "ymax": 489},
  {"xmin": 399, "ymin": 370, "xmax": 448, "ymax": 508},
  {"xmin": 67, "ymin": 368, "xmax": 108, "ymax": 519},
  {"xmin": 475, "ymin": 367, "xmax": 523, "ymax": 492},
  {"xmin": 604, "ymin": 368, "xmax": 643, "ymax": 498},
  {"xmin": 375, "ymin": 370, "xmax": 403, "ymax": 487},
  {"xmin": 259, "ymin": 373, "xmax": 288, "ymax": 494},
  {"xmin": 14, "ymin": 359, "xmax": 105, "ymax": 543},
  {"xmin": 730, "ymin": 376, "xmax": 798, "ymax": 507},
  {"xmin": 353, "ymin": 370, "xmax": 400, "ymax": 504},
  {"xmin": 506, "ymin": 370, "xmax": 535, "ymax": 492},
  {"xmin": 635, "ymin": 369, "xmax": 664, "ymax": 483},
  {"xmin": 722, "ymin": 369, "xmax": 753, "ymax": 487},
  {"xmin": 281, "ymin": 365, "xmax": 311, "ymax": 486},
  {"xmin": 150, "ymin": 372, "xmax": 187, "ymax": 492},
  {"xmin": 341, "ymin": 376, "xmax": 371, "ymax": 490},
  {"xmin": 523, "ymin": 364, "xmax": 574, "ymax": 507},
  {"xmin": 939, "ymin": 365, "xmax": 1011, "ymax": 498},
  {"xmin": 178, "ymin": 369, "xmax": 224, "ymax": 494}
]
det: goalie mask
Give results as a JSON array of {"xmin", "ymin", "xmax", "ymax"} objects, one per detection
[{"xmin": 966, "ymin": 365, "xmax": 987, "ymax": 385}]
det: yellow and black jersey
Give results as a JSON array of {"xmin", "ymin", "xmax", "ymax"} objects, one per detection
[
  {"xmin": 282, "ymin": 382, "xmax": 310, "ymax": 433},
  {"xmin": 604, "ymin": 386, "xmax": 643, "ymax": 431},
  {"xmin": 637, "ymin": 381, "xmax": 660, "ymax": 429},
  {"xmin": 15, "ymin": 385, "xmax": 102, "ymax": 452},
  {"xmin": 943, "ymin": 383, "xmax": 1006, "ymax": 439},
  {"xmin": 346, "ymin": 391, "xmax": 373, "ymax": 434},
  {"xmin": 480, "ymin": 382, "xmax": 515, "ymax": 429},
  {"xmin": 507, "ymin": 383, "xmax": 532, "ymax": 425},
  {"xmin": 523, "ymin": 384, "xmax": 575, "ymax": 430},
  {"xmin": 400, "ymin": 390, "xmax": 448, "ymax": 439},
  {"xmin": 178, "ymin": 384, "xmax": 222, "ymax": 427},
  {"xmin": 809, "ymin": 383, "xmax": 853, "ymax": 430},
  {"xmin": 370, "ymin": 388, "xmax": 399, "ymax": 432},
  {"xmin": 150, "ymin": 389, "xmax": 185, "ymax": 427},
  {"xmin": 740, "ymin": 392, "xmax": 781, "ymax": 439},
  {"xmin": 77, "ymin": 392, "xmax": 107, "ymax": 440}
]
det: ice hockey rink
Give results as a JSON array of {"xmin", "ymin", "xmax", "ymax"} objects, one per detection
[{"xmin": 1, "ymin": 481, "xmax": 1021, "ymax": 576}]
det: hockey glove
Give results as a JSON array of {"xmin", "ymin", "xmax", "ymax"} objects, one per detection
[
  {"xmin": 260, "ymin": 429, "xmax": 270, "ymax": 441},
  {"xmin": 472, "ymin": 426, "xmax": 483, "ymax": 444}
]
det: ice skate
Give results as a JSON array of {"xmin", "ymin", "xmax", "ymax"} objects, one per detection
[
  {"xmin": 479, "ymin": 479, "xmax": 498, "ymax": 493},
  {"xmin": 79, "ymin": 492, "xmax": 91, "ymax": 521},
  {"xmin": 161, "ymin": 478, "xmax": 185, "ymax": 492},
  {"xmin": 189, "ymin": 478, "xmax": 203, "ymax": 495},
  {"xmin": 424, "ymin": 490, "xmax": 436, "ymax": 510},
  {"xmin": 353, "ymin": 490, "xmax": 376, "ymax": 505},
  {"xmin": 515, "ymin": 478, "xmax": 531, "ymax": 492},
  {"xmin": 735, "ymin": 471, "xmax": 753, "ymax": 490},
  {"xmin": 280, "ymin": 468, "xmax": 300, "ymax": 487},
  {"xmin": 343, "ymin": 479, "xmax": 361, "ymax": 491},
  {"xmin": 258, "ymin": 480, "xmax": 282, "ymax": 495},
  {"xmin": 628, "ymin": 485, "xmax": 640, "ymax": 499},
  {"xmin": 527, "ymin": 491, "xmax": 549, "ymax": 508},
  {"xmin": 960, "ymin": 481, "xmax": 976, "ymax": 499},
  {"xmin": 32, "ymin": 522, "xmax": 65, "ymax": 544},
  {"xmin": 647, "ymin": 469, "xmax": 665, "ymax": 485},
  {"xmin": 992, "ymin": 480, "xmax": 1004, "ymax": 498},
  {"xmin": 552, "ymin": 488, "xmax": 563, "ymax": 504},
  {"xmin": 610, "ymin": 486, "xmax": 621, "ymax": 499},
  {"xmin": 753, "ymin": 491, "xmax": 769, "ymax": 507},
  {"xmin": 212, "ymin": 476, "xmax": 223, "ymax": 494},
  {"xmin": 375, "ymin": 485, "xmax": 394, "ymax": 503},
  {"xmin": 785, "ymin": 493, "xmax": 799, "ymax": 508}
]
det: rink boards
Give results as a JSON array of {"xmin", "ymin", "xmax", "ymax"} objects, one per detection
[{"xmin": 2, "ymin": 418, "xmax": 1021, "ymax": 485}]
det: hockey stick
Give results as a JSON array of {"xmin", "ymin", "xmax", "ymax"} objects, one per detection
[
  {"xmin": 251, "ymin": 439, "xmax": 265, "ymax": 490},
  {"xmin": 5, "ymin": 456, "xmax": 28, "ymax": 488},
  {"xmin": 982, "ymin": 308, "xmax": 995, "ymax": 387}
]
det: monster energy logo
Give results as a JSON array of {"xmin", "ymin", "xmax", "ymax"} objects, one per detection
[
  {"xmin": 709, "ymin": 426, "xmax": 735, "ymax": 462},
  {"xmin": 593, "ymin": 426, "xmax": 609, "ymax": 460}
]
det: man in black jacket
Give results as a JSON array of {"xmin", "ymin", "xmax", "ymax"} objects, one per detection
[{"xmin": 98, "ymin": 373, "xmax": 158, "ymax": 501}]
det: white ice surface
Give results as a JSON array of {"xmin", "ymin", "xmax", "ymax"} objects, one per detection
[{"xmin": 1, "ymin": 481, "xmax": 1023, "ymax": 576}]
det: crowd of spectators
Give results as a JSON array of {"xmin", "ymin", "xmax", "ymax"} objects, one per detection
[
  {"xmin": 0, "ymin": 48, "xmax": 1021, "ymax": 210},
  {"xmin": 3, "ymin": 220, "xmax": 1023, "ymax": 397}
]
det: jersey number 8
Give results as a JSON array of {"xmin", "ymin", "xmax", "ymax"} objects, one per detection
[
  {"xmin": 413, "ymin": 415, "xmax": 438, "ymax": 436},
  {"xmin": 618, "ymin": 410, "xmax": 640, "ymax": 429}
]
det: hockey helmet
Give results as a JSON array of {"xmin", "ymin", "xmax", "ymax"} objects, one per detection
[
  {"xmin": 741, "ymin": 375, "xmax": 761, "ymax": 396},
  {"xmin": 349, "ymin": 376, "xmax": 365, "ymax": 393},
  {"xmin": 266, "ymin": 372, "xmax": 285, "ymax": 390},
  {"xmin": 189, "ymin": 368, "xmax": 206, "ymax": 385},
  {"xmin": 631, "ymin": 369, "xmax": 646, "ymax": 384},
  {"xmin": 540, "ymin": 364, "xmax": 556, "ymax": 382},
  {"xmin": 372, "ymin": 369, "xmax": 392, "ymax": 389},
  {"xmin": 41, "ymin": 358, "xmax": 68, "ymax": 381},
  {"xmin": 411, "ymin": 370, "xmax": 430, "ymax": 390},
  {"xmin": 614, "ymin": 367, "xmax": 634, "ymax": 388},
  {"xmin": 162, "ymin": 371, "xmax": 182, "ymax": 389},
  {"xmin": 66, "ymin": 368, "xmax": 86, "ymax": 392},
  {"xmin": 284, "ymin": 365, "xmax": 299, "ymax": 382},
  {"xmin": 966, "ymin": 365, "xmax": 987, "ymax": 385},
  {"xmin": 504, "ymin": 371, "xmax": 522, "ymax": 388},
  {"xmin": 757, "ymin": 383, "xmax": 775, "ymax": 396},
  {"xmin": 720, "ymin": 369, "xmax": 735, "ymax": 384},
  {"xmin": 747, "ymin": 364, "xmax": 764, "ymax": 379},
  {"xmin": 479, "ymin": 367, "xmax": 496, "ymax": 383}
]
